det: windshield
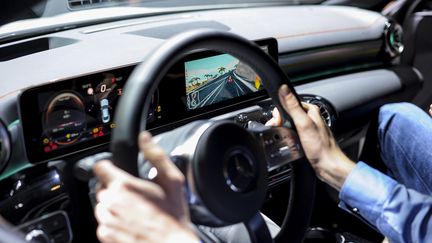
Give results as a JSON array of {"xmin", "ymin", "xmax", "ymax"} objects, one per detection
[{"xmin": 3, "ymin": 0, "xmax": 323, "ymax": 24}]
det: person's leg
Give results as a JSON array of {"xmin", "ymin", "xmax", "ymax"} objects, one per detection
[{"xmin": 378, "ymin": 102, "xmax": 432, "ymax": 195}]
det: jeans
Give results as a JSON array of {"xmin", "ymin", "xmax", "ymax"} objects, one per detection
[
  {"xmin": 339, "ymin": 102, "xmax": 432, "ymax": 243},
  {"xmin": 378, "ymin": 102, "xmax": 432, "ymax": 195}
]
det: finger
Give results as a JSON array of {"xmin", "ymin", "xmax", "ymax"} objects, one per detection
[
  {"xmin": 429, "ymin": 104, "xmax": 432, "ymax": 116},
  {"xmin": 302, "ymin": 103, "xmax": 325, "ymax": 126},
  {"xmin": 139, "ymin": 131, "xmax": 185, "ymax": 190},
  {"xmin": 97, "ymin": 225, "xmax": 137, "ymax": 243},
  {"xmin": 97, "ymin": 214, "xmax": 138, "ymax": 243},
  {"xmin": 305, "ymin": 103, "xmax": 335, "ymax": 139},
  {"xmin": 265, "ymin": 117, "xmax": 278, "ymax": 126},
  {"xmin": 265, "ymin": 107, "xmax": 282, "ymax": 126},
  {"xmin": 95, "ymin": 181, "xmax": 103, "ymax": 195},
  {"xmin": 96, "ymin": 178, "xmax": 164, "ymax": 212},
  {"xmin": 94, "ymin": 160, "xmax": 163, "ymax": 200},
  {"xmin": 301, "ymin": 102, "xmax": 311, "ymax": 111},
  {"xmin": 278, "ymin": 85, "xmax": 313, "ymax": 130},
  {"xmin": 94, "ymin": 201, "xmax": 120, "ymax": 226},
  {"xmin": 93, "ymin": 160, "xmax": 129, "ymax": 187}
]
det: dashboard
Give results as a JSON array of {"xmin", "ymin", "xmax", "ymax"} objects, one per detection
[{"xmin": 0, "ymin": 4, "xmax": 425, "ymax": 243}]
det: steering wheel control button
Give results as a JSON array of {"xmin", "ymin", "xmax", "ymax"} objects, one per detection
[
  {"xmin": 250, "ymin": 126, "xmax": 303, "ymax": 171},
  {"xmin": 25, "ymin": 229, "xmax": 49, "ymax": 243},
  {"xmin": 223, "ymin": 148, "xmax": 257, "ymax": 193},
  {"xmin": 236, "ymin": 109, "xmax": 273, "ymax": 127}
]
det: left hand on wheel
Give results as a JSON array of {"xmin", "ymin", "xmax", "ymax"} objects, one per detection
[{"xmin": 93, "ymin": 131, "xmax": 199, "ymax": 243}]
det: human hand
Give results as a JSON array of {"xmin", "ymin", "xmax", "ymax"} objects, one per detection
[
  {"xmin": 93, "ymin": 131, "xmax": 199, "ymax": 243},
  {"xmin": 266, "ymin": 85, "xmax": 355, "ymax": 191}
]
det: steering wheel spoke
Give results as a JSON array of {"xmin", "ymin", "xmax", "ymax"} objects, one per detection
[{"xmin": 244, "ymin": 213, "xmax": 273, "ymax": 243}]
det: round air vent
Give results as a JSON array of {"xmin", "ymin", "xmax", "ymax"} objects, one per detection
[
  {"xmin": 0, "ymin": 120, "xmax": 11, "ymax": 171},
  {"xmin": 384, "ymin": 21, "xmax": 404, "ymax": 58},
  {"xmin": 300, "ymin": 95, "xmax": 337, "ymax": 131}
]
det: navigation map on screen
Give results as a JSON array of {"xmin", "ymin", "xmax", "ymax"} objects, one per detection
[{"xmin": 185, "ymin": 54, "xmax": 263, "ymax": 110}]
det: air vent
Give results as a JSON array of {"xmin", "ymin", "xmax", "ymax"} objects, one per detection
[
  {"xmin": 384, "ymin": 21, "xmax": 404, "ymax": 58},
  {"xmin": 300, "ymin": 95, "xmax": 337, "ymax": 130},
  {"xmin": 0, "ymin": 120, "xmax": 11, "ymax": 172}
]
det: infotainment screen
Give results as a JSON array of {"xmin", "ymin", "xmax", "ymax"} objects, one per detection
[
  {"xmin": 20, "ymin": 67, "xmax": 134, "ymax": 163},
  {"xmin": 185, "ymin": 54, "xmax": 264, "ymax": 110}
]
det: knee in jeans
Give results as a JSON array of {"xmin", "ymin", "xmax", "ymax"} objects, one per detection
[
  {"xmin": 378, "ymin": 102, "xmax": 420, "ymax": 147},
  {"xmin": 379, "ymin": 102, "xmax": 418, "ymax": 120}
]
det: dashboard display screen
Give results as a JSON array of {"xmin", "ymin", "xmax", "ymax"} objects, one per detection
[
  {"xmin": 185, "ymin": 54, "xmax": 264, "ymax": 110},
  {"xmin": 20, "ymin": 38, "xmax": 278, "ymax": 163},
  {"xmin": 20, "ymin": 67, "xmax": 134, "ymax": 163}
]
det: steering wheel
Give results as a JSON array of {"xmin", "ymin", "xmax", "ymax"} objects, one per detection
[{"xmin": 111, "ymin": 29, "xmax": 315, "ymax": 243}]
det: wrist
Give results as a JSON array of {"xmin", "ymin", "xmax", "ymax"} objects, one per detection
[{"xmin": 319, "ymin": 151, "xmax": 355, "ymax": 191}]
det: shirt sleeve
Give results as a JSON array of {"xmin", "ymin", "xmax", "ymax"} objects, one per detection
[{"xmin": 339, "ymin": 161, "xmax": 432, "ymax": 243}]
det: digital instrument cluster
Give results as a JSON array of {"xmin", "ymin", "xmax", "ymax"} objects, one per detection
[
  {"xmin": 19, "ymin": 67, "xmax": 145, "ymax": 162},
  {"xmin": 20, "ymin": 38, "xmax": 278, "ymax": 163}
]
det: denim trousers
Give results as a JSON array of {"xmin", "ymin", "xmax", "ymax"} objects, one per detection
[{"xmin": 378, "ymin": 102, "xmax": 432, "ymax": 195}]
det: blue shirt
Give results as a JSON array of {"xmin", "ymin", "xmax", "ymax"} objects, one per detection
[{"xmin": 339, "ymin": 162, "xmax": 432, "ymax": 243}]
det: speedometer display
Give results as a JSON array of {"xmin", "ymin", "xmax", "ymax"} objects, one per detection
[
  {"xmin": 19, "ymin": 66, "xmax": 150, "ymax": 163},
  {"xmin": 44, "ymin": 92, "xmax": 86, "ymax": 147}
]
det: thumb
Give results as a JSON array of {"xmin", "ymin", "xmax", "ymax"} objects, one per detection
[
  {"xmin": 278, "ymin": 85, "xmax": 311, "ymax": 129},
  {"xmin": 265, "ymin": 108, "xmax": 282, "ymax": 126},
  {"xmin": 93, "ymin": 160, "xmax": 130, "ymax": 186}
]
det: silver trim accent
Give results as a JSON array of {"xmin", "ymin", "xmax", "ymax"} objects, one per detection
[
  {"xmin": 0, "ymin": 120, "xmax": 11, "ymax": 170},
  {"xmin": 384, "ymin": 21, "xmax": 404, "ymax": 58},
  {"xmin": 169, "ymin": 122, "xmax": 212, "ymax": 160}
]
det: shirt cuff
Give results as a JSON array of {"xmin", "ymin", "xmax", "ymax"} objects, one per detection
[{"xmin": 339, "ymin": 161, "xmax": 398, "ymax": 226}]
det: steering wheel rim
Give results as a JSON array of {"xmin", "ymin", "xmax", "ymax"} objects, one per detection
[{"xmin": 111, "ymin": 29, "xmax": 315, "ymax": 243}]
